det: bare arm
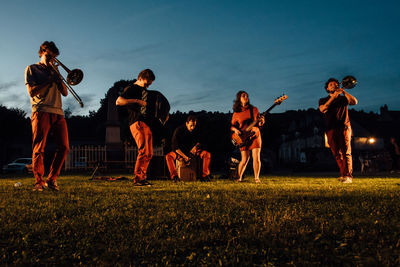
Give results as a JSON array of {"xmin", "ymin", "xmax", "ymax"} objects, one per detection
[
  {"xmin": 57, "ymin": 81, "xmax": 68, "ymax": 97},
  {"xmin": 27, "ymin": 66, "xmax": 68, "ymax": 98},
  {"xmin": 319, "ymin": 90, "xmax": 342, "ymax": 114},
  {"xmin": 231, "ymin": 126, "xmax": 241, "ymax": 135},
  {"xmin": 258, "ymin": 115, "xmax": 265, "ymax": 127},
  {"xmin": 115, "ymin": 96, "xmax": 146, "ymax": 106},
  {"xmin": 27, "ymin": 82, "xmax": 52, "ymax": 98},
  {"xmin": 175, "ymin": 149, "xmax": 191, "ymax": 162},
  {"xmin": 231, "ymin": 115, "xmax": 241, "ymax": 134},
  {"xmin": 343, "ymin": 90, "xmax": 358, "ymax": 105}
]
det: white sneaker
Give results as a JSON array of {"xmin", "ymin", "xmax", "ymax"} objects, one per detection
[{"xmin": 342, "ymin": 177, "xmax": 353, "ymax": 183}]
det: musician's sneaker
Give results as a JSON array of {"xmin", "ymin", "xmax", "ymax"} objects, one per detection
[
  {"xmin": 32, "ymin": 183, "xmax": 46, "ymax": 192},
  {"xmin": 46, "ymin": 179, "xmax": 59, "ymax": 191},
  {"xmin": 134, "ymin": 179, "xmax": 152, "ymax": 187},
  {"xmin": 171, "ymin": 176, "xmax": 181, "ymax": 183},
  {"xmin": 342, "ymin": 177, "xmax": 353, "ymax": 184},
  {"xmin": 199, "ymin": 175, "xmax": 212, "ymax": 182}
]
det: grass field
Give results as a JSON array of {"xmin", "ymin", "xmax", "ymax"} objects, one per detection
[{"xmin": 1, "ymin": 173, "xmax": 400, "ymax": 266}]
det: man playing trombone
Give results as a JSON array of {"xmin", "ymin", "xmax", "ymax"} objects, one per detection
[
  {"xmin": 319, "ymin": 77, "xmax": 358, "ymax": 183},
  {"xmin": 25, "ymin": 41, "xmax": 69, "ymax": 191}
]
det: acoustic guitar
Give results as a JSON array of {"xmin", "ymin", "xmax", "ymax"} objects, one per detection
[{"xmin": 231, "ymin": 94, "xmax": 287, "ymax": 148}]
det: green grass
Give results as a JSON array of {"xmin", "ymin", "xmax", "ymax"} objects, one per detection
[{"xmin": 1, "ymin": 173, "xmax": 400, "ymax": 266}]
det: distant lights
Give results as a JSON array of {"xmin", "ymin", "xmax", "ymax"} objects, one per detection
[{"xmin": 368, "ymin": 137, "xmax": 376, "ymax": 144}]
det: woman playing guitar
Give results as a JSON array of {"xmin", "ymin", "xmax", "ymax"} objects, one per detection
[{"xmin": 231, "ymin": 91, "xmax": 265, "ymax": 183}]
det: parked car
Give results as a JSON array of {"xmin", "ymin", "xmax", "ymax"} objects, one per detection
[
  {"xmin": 74, "ymin": 157, "xmax": 87, "ymax": 168},
  {"xmin": 2, "ymin": 158, "xmax": 33, "ymax": 174}
]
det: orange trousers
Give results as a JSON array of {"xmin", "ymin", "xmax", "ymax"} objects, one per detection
[
  {"xmin": 326, "ymin": 127, "xmax": 353, "ymax": 178},
  {"xmin": 31, "ymin": 111, "xmax": 69, "ymax": 185},
  {"xmin": 165, "ymin": 150, "xmax": 211, "ymax": 179},
  {"xmin": 130, "ymin": 121, "xmax": 153, "ymax": 180}
]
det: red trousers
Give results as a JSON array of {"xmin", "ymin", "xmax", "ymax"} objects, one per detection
[
  {"xmin": 31, "ymin": 112, "xmax": 69, "ymax": 185},
  {"xmin": 130, "ymin": 121, "xmax": 153, "ymax": 180},
  {"xmin": 165, "ymin": 150, "xmax": 211, "ymax": 179},
  {"xmin": 326, "ymin": 126, "xmax": 353, "ymax": 178}
]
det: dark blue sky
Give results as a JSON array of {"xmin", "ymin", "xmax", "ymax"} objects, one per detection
[{"xmin": 0, "ymin": 0, "xmax": 399, "ymax": 116}]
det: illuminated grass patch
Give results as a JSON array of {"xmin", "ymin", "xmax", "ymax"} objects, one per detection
[{"xmin": 1, "ymin": 175, "xmax": 399, "ymax": 265}]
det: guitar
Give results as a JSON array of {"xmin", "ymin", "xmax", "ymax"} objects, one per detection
[{"xmin": 231, "ymin": 94, "xmax": 287, "ymax": 147}]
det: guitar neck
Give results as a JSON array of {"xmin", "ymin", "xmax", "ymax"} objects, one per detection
[
  {"xmin": 241, "ymin": 94, "xmax": 287, "ymax": 132},
  {"xmin": 264, "ymin": 103, "xmax": 278, "ymax": 115},
  {"xmin": 243, "ymin": 103, "xmax": 278, "ymax": 131}
]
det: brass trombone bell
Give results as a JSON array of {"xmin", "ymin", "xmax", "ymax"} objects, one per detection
[
  {"xmin": 54, "ymin": 58, "xmax": 84, "ymax": 85},
  {"xmin": 51, "ymin": 58, "xmax": 84, "ymax": 108},
  {"xmin": 341, "ymin": 75, "xmax": 357, "ymax": 89}
]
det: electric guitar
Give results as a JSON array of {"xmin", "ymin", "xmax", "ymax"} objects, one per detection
[{"xmin": 231, "ymin": 94, "xmax": 287, "ymax": 147}]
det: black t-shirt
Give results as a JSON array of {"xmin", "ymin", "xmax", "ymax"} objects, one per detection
[
  {"xmin": 319, "ymin": 95, "xmax": 350, "ymax": 130},
  {"xmin": 171, "ymin": 125, "xmax": 200, "ymax": 155},
  {"xmin": 120, "ymin": 84, "xmax": 150, "ymax": 126}
]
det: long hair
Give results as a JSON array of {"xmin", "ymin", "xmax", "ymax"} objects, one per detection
[
  {"xmin": 38, "ymin": 41, "xmax": 59, "ymax": 57},
  {"xmin": 233, "ymin": 90, "xmax": 250, "ymax": 113}
]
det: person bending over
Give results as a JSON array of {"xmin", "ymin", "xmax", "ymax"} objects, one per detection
[
  {"xmin": 116, "ymin": 69, "xmax": 157, "ymax": 187},
  {"xmin": 165, "ymin": 115, "xmax": 212, "ymax": 182}
]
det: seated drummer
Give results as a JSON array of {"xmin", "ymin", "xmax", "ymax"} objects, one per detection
[{"xmin": 165, "ymin": 115, "xmax": 212, "ymax": 182}]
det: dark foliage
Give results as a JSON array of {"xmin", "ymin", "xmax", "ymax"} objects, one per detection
[{"xmin": 0, "ymin": 105, "xmax": 31, "ymax": 168}]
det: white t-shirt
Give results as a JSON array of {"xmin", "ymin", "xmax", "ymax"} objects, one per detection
[{"xmin": 25, "ymin": 63, "xmax": 64, "ymax": 115}]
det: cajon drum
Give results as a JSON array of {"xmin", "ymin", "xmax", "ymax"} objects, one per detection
[{"xmin": 176, "ymin": 158, "xmax": 201, "ymax": 181}]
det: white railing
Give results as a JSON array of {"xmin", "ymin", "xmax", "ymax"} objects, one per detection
[
  {"xmin": 65, "ymin": 145, "xmax": 107, "ymax": 170},
  {"xmin": 65, "ymin": 145, "xmax": 164, "ymax": 170}
]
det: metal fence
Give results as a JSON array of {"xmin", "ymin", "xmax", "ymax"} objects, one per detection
[
  {"xmin": 65, "ymin": 145, "xmax": 164, "ymax": 170},
  {"xmin": 65, "ymin": 145, "xmax": 107, "ymax": 170}
]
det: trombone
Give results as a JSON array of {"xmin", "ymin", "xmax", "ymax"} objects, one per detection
[{"xmin": 51, "ymin": 58, "xmax": 84, "ymax": 108}]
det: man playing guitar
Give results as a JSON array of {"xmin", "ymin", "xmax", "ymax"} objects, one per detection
[{"xmin": 231, "ymin": 91, "xmax": 265, "ymax": 183}]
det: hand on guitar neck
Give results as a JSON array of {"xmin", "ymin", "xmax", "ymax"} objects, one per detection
[{"xmin": 231, "ymin": 94, "xmax": 287, "ymax": 147}]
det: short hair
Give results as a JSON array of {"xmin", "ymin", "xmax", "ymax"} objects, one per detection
[
  {"xmin": 324, "ymin": 78, "xmax": 339, "ymax": 90},
  {"xmin": 138, "ymin": 69, "xmax": 155, "ymax": 81},
  {"xmin": 186, "ymin": 115, "xmax": 198, "ymax": 123},
  {"xmin": 38, "ymin": 41, "xmax": 59, "ymax": 57}
]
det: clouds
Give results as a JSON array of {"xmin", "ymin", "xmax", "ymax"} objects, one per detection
[
  {"xmin": 0, "ymin": 80, "xmax": 30, "ymax": 112},
  {"xmin": 169, "ymin": 91, "xmax": 218, "ymax": 110},
  {"xmin": 0, "ymin": 0, "xmax": 399, "ymax": 116},
  {"xmin": 0, "ymin": 81, "xmax": 19, "ymax": 91}
]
